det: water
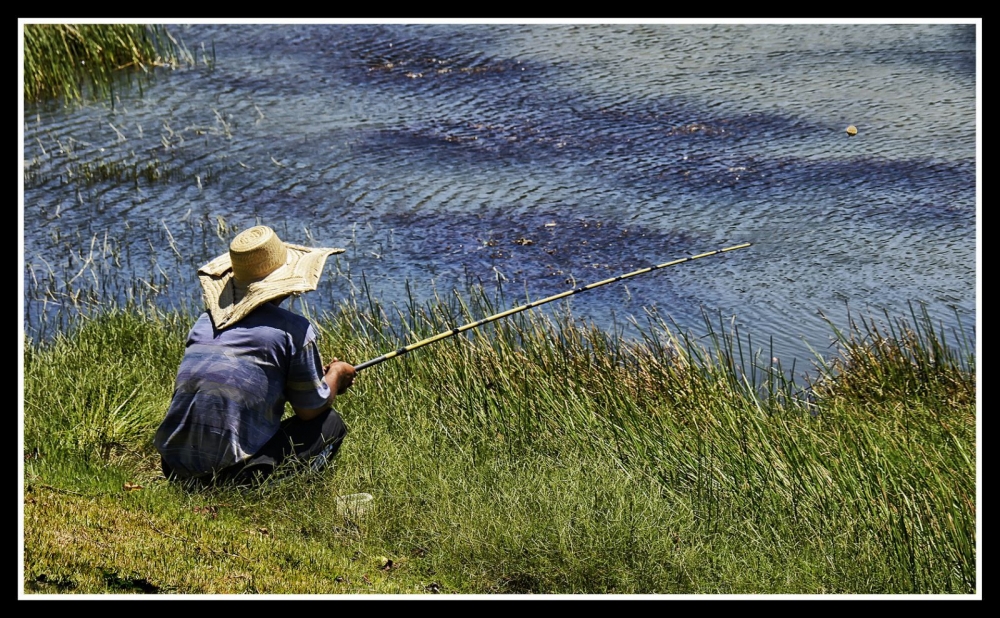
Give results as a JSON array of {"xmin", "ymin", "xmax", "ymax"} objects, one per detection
[{"xmin": 21, "ymin": 22, "xmax": 979, "ymax": 380}]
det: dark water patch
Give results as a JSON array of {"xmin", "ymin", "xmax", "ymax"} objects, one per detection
[
  {"xmin": 343, "ymin": 24, "xmax": 525, "ymax": 76},
  {"xmin": 202, "ymin": 69, "xmax": 319, "ymax": 100},
  {"xmin": 354, "ymin": 93, "xmax": 835, "ymax": 180},
  {"xmin": 783, "ymin": 156, "xmax": 975, "ymax": 194},
  {"xmin": 870, "ymin": 24, "xmax": 976, "ymax": 77},
  {"xmin": 881, "ymin": 47, "xmax": 976, "ymax": 79},
  {"xmin": 363, "ymin": 118, "xmax": 565, "ymax": 166},
  {"xmin": 629, "ymin": 151, "xmax": 975, "ymax": 218},
  {"xmin": 359, "ymin": 45, "xmax": 533, "ymax": 87},
  {"xmin": 764, "ymin": 44, "xmax": 975, "ymax": 81},
  {"xmin": 370, "ymin": 206, "xmax": 724, "ymax": 326},
  {"xmin": 750, "ymin": 23, "xmax": 975, "ymax": 76},
  {"xmin": 574, "ymin": 102, "xmax": 827, "ymax": 146},
  {"xmin": 381, "ymin": 207, "xmax": 703, "ymax": 275},
  {"xmin": 728, "ymin": 155, "xmax": 977, "ymax": 213},
  {"xmin": 171, "ymin": 23, "xmax": 370, "ymax": 60},
  {"xmin": 172, "ymin": 24, "xmax": 536, "ymax": 95}
]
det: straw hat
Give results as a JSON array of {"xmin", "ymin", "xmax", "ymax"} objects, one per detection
[{"xmin": 197, "ymin": 226, "xmax": 344, "ymax": 329}]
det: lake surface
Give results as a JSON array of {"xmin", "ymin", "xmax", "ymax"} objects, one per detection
[{"xmin": 21, "ymin": 22, "xmax": 979, "ymax": 380}]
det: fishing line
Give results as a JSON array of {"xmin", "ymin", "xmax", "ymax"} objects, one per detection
[{"xmin": 353, "ymin": 242, "xmax": 751, "ymax": 371}]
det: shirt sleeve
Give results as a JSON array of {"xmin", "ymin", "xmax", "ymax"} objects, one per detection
[{"xmin": 284, "ymin": 325, "xmax": 332, "ymax": 411}]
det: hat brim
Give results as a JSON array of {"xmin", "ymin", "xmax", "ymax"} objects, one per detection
[{"xmin": 198, "ymin": 242, "xmax": 344, "ymax": 329}]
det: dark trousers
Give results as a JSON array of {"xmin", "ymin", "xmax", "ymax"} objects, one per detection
[{"xmin": 162, "ymin": 408, "xmax": 348, "ymax": 487}]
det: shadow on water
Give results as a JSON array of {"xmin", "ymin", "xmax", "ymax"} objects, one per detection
[{"xmin": 375, "ymin": 207, "xmax": 707, "ymax": 310}]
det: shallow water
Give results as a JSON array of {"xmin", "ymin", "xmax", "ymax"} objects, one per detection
[{"xmin": 21, "ymin": 22, "xmax": 978, "ymax": 379}]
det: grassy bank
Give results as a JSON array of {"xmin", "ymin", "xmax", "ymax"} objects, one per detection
[{"xmin": 21, "ymin": 290, "xmax": 977, "ymax": 595}]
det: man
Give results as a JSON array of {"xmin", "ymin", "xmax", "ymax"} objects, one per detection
[{"xmin": 154, "ymin": 225, "xmax": 356, "ymax": 487}]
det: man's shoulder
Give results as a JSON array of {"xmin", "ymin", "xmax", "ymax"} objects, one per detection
[{"xmin": 246, "ymin": 303, "xmax": 315, "ymax": 338}]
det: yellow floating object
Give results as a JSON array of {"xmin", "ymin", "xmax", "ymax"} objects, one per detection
[{"xmin": 846, "ymin": 125, "xmax": 858, "ymax": 136}]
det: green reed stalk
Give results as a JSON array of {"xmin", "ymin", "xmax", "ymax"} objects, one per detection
[{"xmin": 23, "ymin": 23, "xmax": 181, "ymax": 104}]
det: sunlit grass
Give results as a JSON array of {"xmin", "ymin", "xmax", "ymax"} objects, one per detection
[
  {"xmin": 22, "ymin": 23, "xmax": 200, "ymax": 105},
  {"xmin": 22, "ymin": 264, "xmax": 977, "ymax": 594}
]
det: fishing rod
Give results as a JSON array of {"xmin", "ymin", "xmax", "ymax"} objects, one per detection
[{"xmin": 353, "ymin": 242, "xmax": 752, "ymax": 372}]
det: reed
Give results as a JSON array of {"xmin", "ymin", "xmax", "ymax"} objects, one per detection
[{"xmin": 22, "ymin": 23, "xmax": 188, "ymax": 104}]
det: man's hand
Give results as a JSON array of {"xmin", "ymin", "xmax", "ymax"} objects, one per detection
[{"xmin": 324, "ymin": 358, "xmax": 357, "ymax": 395}]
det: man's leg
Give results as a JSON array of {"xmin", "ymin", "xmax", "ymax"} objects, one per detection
[{"xmin": 241, "ymin": 408, "xmax": 348, "ymax": 480}]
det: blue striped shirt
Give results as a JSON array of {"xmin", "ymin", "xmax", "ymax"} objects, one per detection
[{"xmin": 153, "ymin": 304, "xmax": 331, "ymax": 479}]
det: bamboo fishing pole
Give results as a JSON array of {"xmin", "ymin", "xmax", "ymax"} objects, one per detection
[{"xmin": 353, "ymin": 242, "xmax": 751, "ymax": 371}]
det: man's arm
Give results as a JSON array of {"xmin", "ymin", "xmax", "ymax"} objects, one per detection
[{"xmin": 292, "ymin": 359, "xmax": 356, "ymax": 421}]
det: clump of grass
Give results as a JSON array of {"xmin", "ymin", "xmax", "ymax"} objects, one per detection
[
  {"xmin": 23, "ymin": 157, "xmax": 186, "ymax": 189},
  {"xmin": 22, "ymin": 305, "xmax": 187, "ymax": 477},
  {"xmin": 23, "ymin": 23, "xmax": 186, "ymax": 104},
  {"xmin": 809, "ymin": 304, "xmax": 976, "ymax": 411}
]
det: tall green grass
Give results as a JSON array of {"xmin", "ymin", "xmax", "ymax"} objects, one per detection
[
  {"xmin": 22, "ymin": 23, "xmax": 193, "ymax": 104},
  {"xmin": 22, "ymin": 281, "xmax": 977, "ymax": 595}
]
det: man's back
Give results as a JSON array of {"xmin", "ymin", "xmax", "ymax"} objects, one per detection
[{"xmin": 154, "ymin": 303, "xmax": 330, "ymax": 479}]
